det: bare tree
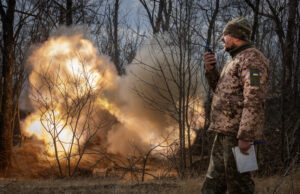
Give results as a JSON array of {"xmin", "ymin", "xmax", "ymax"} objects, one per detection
[
  {"xmin": 139, "ymin": 0, "xmax": 172, "ymax": 34},
  {"xmin": 31, "ymin": 57, "xmax": 113, "ymax": 177},
  {"xmin": 0, "ymin": 0, "xmax": 16, "ymax": 174},
  {"xmin": 133, "ymin": 0, "xmax": 205, "ymax": 178},
  {"xmin": 253, "ymin": 0, "xmax": 299, "ymax": 165},
  {"xmin": 0, "ymin": 0, "xmax": 47, "ymax": 174},
  {"xmin": 104, "ymin": 0, "xmax": 122, "ymax": 75},
  {"xmin": 66, "ymin": 0, "xmax": 72, "ymax": 25},
  {"xmin": 97, "ymin": 0, "xmax": 144, "ymax": 75},
  {"xmin": 244, "ymin": 0, "xmax": 260, "ymax": 42}
]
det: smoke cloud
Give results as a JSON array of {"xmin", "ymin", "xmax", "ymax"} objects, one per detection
[{"xmin": 21, "ymin": 26, "xmax": 205, "ymax": 159}]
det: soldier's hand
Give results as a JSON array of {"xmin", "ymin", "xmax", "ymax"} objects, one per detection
[
  {"xmin": 204, "ymin": 52, "xmax": 216, "ymax": 71},
  {"xmin": 238, "ymin": 139, "xmax": 252, "ymax": 155}
]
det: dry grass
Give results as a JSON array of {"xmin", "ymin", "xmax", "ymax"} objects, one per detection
[
  {"xmin": 254, "ymin": 171, "xmax": 300, "ymax": 194},
  {"xmin": 0, "ymin": 171, "xmax": 299, "ymax": 194}
]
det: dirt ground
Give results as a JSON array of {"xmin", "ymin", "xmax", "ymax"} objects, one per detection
[{"xmin": 0, "ymin": 172, "xmax": 299, "ymax": 194}]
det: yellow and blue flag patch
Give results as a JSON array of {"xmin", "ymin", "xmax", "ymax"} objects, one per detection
[{"xmin": 250, "ymin": 69, "xmax": 260, "ymax": 86}]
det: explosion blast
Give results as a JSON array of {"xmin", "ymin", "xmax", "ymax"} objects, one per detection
[{"xmin": 19, "ymin": 27, "xmax": 205, "ymax": 175}]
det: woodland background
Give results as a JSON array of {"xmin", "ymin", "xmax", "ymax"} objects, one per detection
[{"xmin": 0, "ymin": 0, "xmax": 299, "ymax": 189}]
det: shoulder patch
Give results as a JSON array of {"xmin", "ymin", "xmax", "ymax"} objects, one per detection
[{"xmin": 250, "ymin": 68, "xmax": 260, "ymax": 86}]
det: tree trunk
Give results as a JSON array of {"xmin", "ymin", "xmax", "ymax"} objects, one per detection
[
  {"xmin": 13, "ymin": 103, "xmax": 21, "ymax": 146},
  {"xmin": 206, "ymin": 0, "xmax": 219, "ymax": 48},
  {"xmin": 0, "ymin": 0, "xmax": 16, "ymax": 174},
  {"xmin": 66, "ymin": 0, "xmax": 73, "ymax": 26},
  {"xmin": 139, "ymin": 0, "xmax": 171, "ymax": 34},
  {"xmin": 294, "ymin": 25, "xmax": 300, "ymax": 103},
  {"xmin": 251, "ymin": 0, "xmax": 260, "ymax": 43},
  {"xmin": 280, "ymin": 0, "xmax": 298, "ymax": 163},
  {"xmin": 59, "ymin": 5, "xmax": 64, "ymax": 25},
  {"xmin": 245, "ymin": 0, "xmax": 260, "ymax": 42},
  {"xmin": 113, "ymin": 0, "xmax": 121, "ymax": 75}
]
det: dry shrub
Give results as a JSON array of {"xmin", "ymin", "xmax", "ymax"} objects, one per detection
[{"xmin": 10, "ymin": 137, "xmax": 57, "ymax": 179}]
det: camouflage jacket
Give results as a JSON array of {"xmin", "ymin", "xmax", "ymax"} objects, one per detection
[{"xmin": 205, "ymin": 43, "xmax": 269, "ymax": 141}]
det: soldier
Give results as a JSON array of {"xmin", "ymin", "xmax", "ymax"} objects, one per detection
[{"xmin": 201, "ymin": 17, "xmax": 269, "ymax": 194}]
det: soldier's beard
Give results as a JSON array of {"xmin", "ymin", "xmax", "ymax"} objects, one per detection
[{"xmin": 225, "ymin": 43, "xmax": 238, "ymax": 52}]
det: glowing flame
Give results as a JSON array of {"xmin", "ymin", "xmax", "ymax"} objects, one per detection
[
  {"xmin": 24, "ymin": 32, "xmax": 116, "ymax": 156},
  {"xmin": 23, "ymin": 113, "xmax": 74, "ymax": 156},
  {"xmin": 23, "ymin": 28, "xmax": 206, "ymax": 158}
]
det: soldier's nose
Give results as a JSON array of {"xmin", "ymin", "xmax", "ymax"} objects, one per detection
[{"xmin": 221, "ymin": 35, "xmax": 225, "ymax": 43}]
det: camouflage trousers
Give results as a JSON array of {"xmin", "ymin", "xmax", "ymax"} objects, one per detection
[{"xmin": 201, "ymin": 133, "xmax": 254, "ymax": 194}]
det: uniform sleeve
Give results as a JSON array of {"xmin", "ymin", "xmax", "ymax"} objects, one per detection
[
  {"xmin": 205, "ymin": 67, "xmax": 220, "ymax": 92},
  {"xmin": 237, "ymin": 56, "xmax": 269, "ymax": 141}
]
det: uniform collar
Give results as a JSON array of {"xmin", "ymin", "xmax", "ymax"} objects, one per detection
[{"xmin": 229, "ymin": 42, "xmax": 254, "ymax": 58}]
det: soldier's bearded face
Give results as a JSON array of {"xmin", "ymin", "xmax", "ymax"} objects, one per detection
[{"xmin": 221, "ymin": 35, "xmax": 237, "ymax": 52}]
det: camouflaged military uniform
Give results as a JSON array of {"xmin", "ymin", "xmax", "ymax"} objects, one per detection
[
  {"xmin": 206, "ymin": 43, "xmax": 269, "ymax": 141},
  {"xmin": 201, "ymin": 42, "xmax": 269, "ymax": 194},
  {"xmin": 202, "ymin": 134, "xmax": 254, "ymax": 194}
]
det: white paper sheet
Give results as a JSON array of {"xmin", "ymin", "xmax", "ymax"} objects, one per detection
[{"xmin": 232, "ymin": 145, "xmax": 258, "ymax": 173}]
